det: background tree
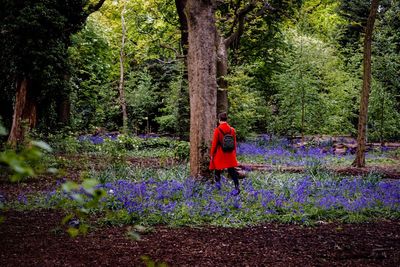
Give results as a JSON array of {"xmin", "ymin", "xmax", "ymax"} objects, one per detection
[
  {"xmin": 370, "ymin": 1, "xmax": 400, "ymax": 143},
  {"xmin": 3, "ymin": 0, "xmax": 396, "ymax": 150},
  {"xmin": 0, "ymin": 0, "xmax": 105, "ymax": 145},
  {"xmin": 271, "ymin": 30, "xmax": 359, "ymax": 137},
  {"xmin": 68, "ymin": 16, "xmax": 118, "ymax": 131},
  {"xmin": 214, "ymin": 0, "xmax": 300, "ymax": 115},
  {"xmin": 353, "ymin": 0, "xmax": 380, "ymax": 167},
  {"xmin": 118, "ymin": 0, "xmax": 128, "ymax": 133},
  {"xmin": 67, "ymin": 0, "xmax": 182, "ymax": 133}
]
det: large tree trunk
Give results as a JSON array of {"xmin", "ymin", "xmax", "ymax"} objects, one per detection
[
  {"xmin": 185, "ymin": 0, "xmax": 218, "ymax": 178},
  {"xmin": 216, "ymin": 34, "xmax": 229, "ymax": 116},
  {"xmin": 353, "ymin": 0, "xmax": 380, "ymax": 168},
  {"xmin": 118, "ymin": 0, "xmax": 128, "ymax": 133},
  {"xmin": 8, "ymin": 77, "xmax": 37, "ymax": 145}
]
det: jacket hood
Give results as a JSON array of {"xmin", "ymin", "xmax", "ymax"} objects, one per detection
[{"xmin": 218, "ymin": 122, "xmax": 233, "ymax": 134}]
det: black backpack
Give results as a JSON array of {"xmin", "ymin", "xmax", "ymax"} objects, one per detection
[{"xmin": 218, "ymin": 127, "xmax": 235, "ymax": 152}]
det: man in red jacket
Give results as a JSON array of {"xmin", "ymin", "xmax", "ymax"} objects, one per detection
[{"xmin": 209, "ymin": 112, "xmax": 240, "ymax": 193}]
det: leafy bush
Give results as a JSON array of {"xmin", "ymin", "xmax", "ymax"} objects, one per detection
[
  {"xmin": 173, "ymin": 141, "xmax": 189, "ymax": 161},
  {"xmin": 368, "ymin": 83, "xmax": 400, "ymax": 141},
  {"xmin": 0, "ymin": 139, "xmax": 54, "ymax": 182},
  {"xmin": 226, "ymin": 64, "xmax": 270, "ymax": 139},
  {"xmin": 270, "ymin": 30, "xmax": 359, "ymax": 136}
]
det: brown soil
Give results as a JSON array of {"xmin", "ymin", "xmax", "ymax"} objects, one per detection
[
  {"xmin": 0, "ymin": 175, "xmax": 59, "ymax": 201},
  {"xmin": 1, "ymin": 210, "xmax": 399, "ymax": 266},
  {"xmin": 127, "ymin": 157, "xmax": 180, "ymax": 168},
  {"xmin": 0, "ymin": 171, "xmax": 80, "ymax": 202}
]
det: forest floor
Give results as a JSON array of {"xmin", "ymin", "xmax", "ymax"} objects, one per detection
[
  {"xmin": 1, "ymin": 210, "xmax": 400, "ymax": 266},
  {"xmin": 1, "ymin": 154, "xmax": 400, "ymax": 266}
]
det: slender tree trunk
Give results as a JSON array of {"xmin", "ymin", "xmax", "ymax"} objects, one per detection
[
  {"xmin": 57, "ymin": 94, "xmax": 71, "ymax": 125},
  {"xmin": 118, "ymin": 0, "xmax": 128, "ymax": 133},
  {"xmin": 214, "ymin": 1, "xmax": 258, "ymax": 116},
  {"xmin": 380, "ymin": 92, "xmax": 385, "ymax": 146},
  {"xmin": 185, "ymin": 0, "xmax": 217, "ymax": 178},
  {"xmin": 301, "ymin": 86, "xmax": 305, "ymax": 143},
  {"xmin": 216, "ymin": 34, "xmax": 229, "ymax": 116},
  {"xmin": 353, "ymin": 0, "xmax": 380, "ymax": 167},
  {"xmin": 176, "ymin": 61, "xmax": 190, "ymax": 139},
  {"xmin": 57, "ymin": 74, "xmax": 71, "ymax": 126},
  {"xmin": 299, "ymin": 31, "xmax": 305, "ymax": 143}
]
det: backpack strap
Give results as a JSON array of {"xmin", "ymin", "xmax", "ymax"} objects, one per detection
[
  {"xmin": 218, "ymin": 127, "xmax": 232, "ymax": 135},
  {"xmin": 217, "ymin": 127, "xmax": 226, "ymax": 148}
]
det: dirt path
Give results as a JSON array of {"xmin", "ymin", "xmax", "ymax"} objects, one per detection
[{"xmin": 1, "ymin": 210, "xmax": 399, "ymax": 266}]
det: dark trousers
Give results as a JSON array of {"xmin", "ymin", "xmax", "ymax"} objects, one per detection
[{"xmin": 214, "ymin": 168, "xmax": 239, "ymax": 189}]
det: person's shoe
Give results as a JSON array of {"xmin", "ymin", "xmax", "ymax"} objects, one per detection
[
  {"xmin": 233, "ymin": 187, "xmax": 240, "ymax": 195},
  {"xmin": 215, "ymin": 181, "xmax": 222, "ymax": 190},
  {"xmin": 214, "ymin": 175, "xmax": 221, "ymax": 184}
]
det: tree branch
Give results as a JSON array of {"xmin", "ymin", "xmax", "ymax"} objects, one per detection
[
  {"xmin": 155, "ymin": 58, "xmax": 182, "ymax": 64},
  {"xmin": 226, "ymin": 0, "xmax": 254, "ymax": 39},
  {"xmin": 304, "ymin": 0, "xmax": 322, "ymax": 15},
  {"xmin": 160, "ymin": 43, "xmax": 185, "ymax": 58},
  {"xmin": 245, "ymin": 1, "xmax": 275, "ymax": 23},
  {"xmin": 225, "ymin": 0, "xmax": 274, "ymax": 48},
  {"xmin": 86, "ymin": 0, "xmax": 106, "ymax": 14},
  {"xmin": 175, "ymin": 0, "xmax": 189, "ymax": 56}
]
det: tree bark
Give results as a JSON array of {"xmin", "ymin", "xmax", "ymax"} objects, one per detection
[
  {"xmin": 118, "ymin": 0, "xmax": 128, "ymax": 133},
  {"xmin": 7, "ymin": 77, "xmax": 37, "ymax": 145},
  {"xmin": 57, "ymin": 94, "xmax": 71, "ymax": 125},
  {"xmin": 22, "ymin": 96, "xmax": 37, "ymax": 130},
  {"xmin": 185, "ymin": 0, "xmax": 218, "ymax": 178},
  {"xmin": 353, "ymin": 0, "xmax": 380, "ymax": 168},
  {"xmin": 300, "ymin": 32, "xmax": 305, "ymax": 143},
  {"xmin": 379, "ymin": 92, "xmax": 385, "ymax": 146},
  {"xmin": 301, "ymin": 85, "xmax": 305, "ymax": 143}
]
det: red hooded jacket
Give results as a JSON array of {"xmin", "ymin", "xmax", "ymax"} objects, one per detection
[{"xmin": 209, "ymin": 122, "xmax": 239, "ymax": 170}]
